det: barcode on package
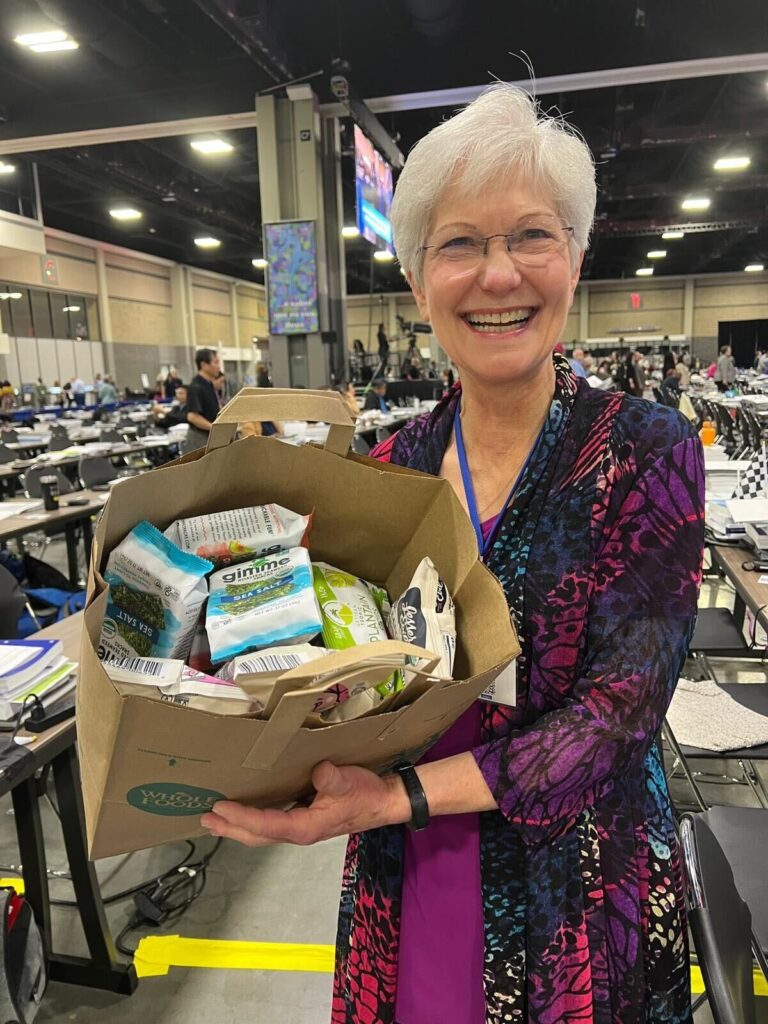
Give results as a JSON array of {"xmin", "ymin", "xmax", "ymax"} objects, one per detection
[
  {"xmin": 239, "ymin": 653, "xmax": 304, "ymax": 673},
  {"xmin": 119, "ymin": 658, "xmax": 165, "ymax": 676}
]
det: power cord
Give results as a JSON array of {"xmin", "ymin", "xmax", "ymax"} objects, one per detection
[{"xmin": 113, "ymin": 838, "xmax": 222, "ymax": 957}]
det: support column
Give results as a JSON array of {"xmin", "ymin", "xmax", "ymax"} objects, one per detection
[
  {"xmin": 683, "ymin": 277, "xmax": 695, "ymax": 341},
  {"xmin": 183, "ymin": 266, "xmax": 197, "ymax": 374},
  {"xmin": 257, "ymin": 88, "xmax": 340, "ymax": 389},
  {"xmin": 95, "ymin": 249, "xmax": 116, "ymax": 379},
  {"xmin": 229, "ymin": 281, "xmax": 245, "ymax": 388},
  {"xmin": 579, "ymin": 283, "xmax": 589, "ymax": 343}
]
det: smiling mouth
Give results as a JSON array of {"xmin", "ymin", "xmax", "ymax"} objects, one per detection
[{"xmin": 461, "ymin": 308, "xmax": 537, "ymax": 333}]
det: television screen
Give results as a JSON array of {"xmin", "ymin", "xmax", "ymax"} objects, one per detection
[
  {"xmin": 354, "ymin": 125, "xmax": 394, "ymax": 253},
  {"xmin": 264, "ymin": 220, "xmax": 320, "ymax": 335}
]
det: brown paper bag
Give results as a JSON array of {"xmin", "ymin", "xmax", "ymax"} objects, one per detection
[{"xmin": 78, "ymin": 388, "xmax": 520, "ymax": 858}]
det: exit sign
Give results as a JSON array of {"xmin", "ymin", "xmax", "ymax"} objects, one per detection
[{"xmin": 630, "ymin": 293, "xmax": 642, "ymax": 310}]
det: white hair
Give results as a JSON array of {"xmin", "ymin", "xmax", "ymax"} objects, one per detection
[{"xmin": 391, "ymin": 83, "xmax": 596, "ymax": 285}]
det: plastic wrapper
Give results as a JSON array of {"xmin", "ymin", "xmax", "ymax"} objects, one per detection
[
  {"xmin": 206, "ymin": 547, "xmax": 322, "ymax": 664},
  {"xmin": 165, "ymin": 503, "xmax": 312, "ymax": 568},
  {"xmin": 388, "ymin": 557, "xmax": 456, "ymax": 678},
  {"xmin": 98, "ymin": 520, "xmax": 212, "ymax": 663},
  {"xmin": 104, "ymin": 659, "xmax": 253, "ymax": 715}
]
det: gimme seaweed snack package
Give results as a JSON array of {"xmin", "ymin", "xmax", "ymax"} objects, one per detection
[{"xmin": 79, "ymin": 389, "xmax": 520, "ymax": 859}]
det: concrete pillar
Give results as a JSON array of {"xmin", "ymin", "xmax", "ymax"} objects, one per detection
[
  {"xmin": 683, "ymin": 277, "xmax": 695, "ymax": 340},
  {"xmin": 256, "ymin": 88, "xmax": 341, "ymax": 389},
  {"xmin": 95, "ymin": 248, "xmax": 116, "ymax": 379}
]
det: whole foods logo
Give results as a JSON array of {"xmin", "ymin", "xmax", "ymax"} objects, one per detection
[
  {"xmin": 126, "ymin": 782, "xmax": 225, "ymax": 816},
  {"xmin": 323, "ymin": 600, "xmax": 354, "ymax": 627}
]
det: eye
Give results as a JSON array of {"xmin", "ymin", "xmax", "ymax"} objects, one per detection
[
  {"xmin": 440, "ymin": 235, "xmax": 478, "ymax": 250},
  {"xmin": 519, "ymin": 227, "xmax": 554, "ymax": 241}
]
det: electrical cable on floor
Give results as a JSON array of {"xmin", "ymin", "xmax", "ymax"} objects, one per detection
[{"xmin": 113, "ymin": 838, "xmax": 222, "ymax": 957}]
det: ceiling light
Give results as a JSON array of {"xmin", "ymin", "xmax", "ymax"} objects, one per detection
[
  {"xmin": 190, "ymin": 138, "xmax": 233, "ymax": 155},
  {"xmin": 341, "ymin": 226, "xmax": 360, "ymax": 238},
  {"xmin": 647, "ymin": 250, "xmax": 667, "ymax": 259},
  {"xmin": 635, "ymin": 267, "xmax": 654, "ymax": 277},
  {"xmin": 15, "ymin": 30, "xmax": 79, "ymax": 52},
  {"xmin": 62, "ymin": 305, "xmax": 81, "ymax": 312},
  {"xmin": 251, "ymin": 257, "xmax": 268, "ymax": 269},
  {"xmin": 0, "ymin": 163, "xmax": 16, "ymax": 175},
  {"xmin": 661, "ymin": 230, "xmax": 684, "ymax": 240},
  {"xmin": 373, "ymin": 249, "xmax": 395, "ymax": 262},
  {"xmin": 745, "ymin": 263, "xmax": 765, "ymax": 273},
  {"xmin": 194, "ymin": 236, "xmax": 221, "ymax": 249},
  {"xmin": 109, "ymin": 206, "xmax": 142, "ymax": 221},
  {"xmin": 28, "ymin": 39, "xmax": 78, "ymax": 52},
  {"xmin": 681, "ymin": 196, "xmax": 710, "ymax": 212},
  {"xmin": 713, "ymin": 155, "xmax": 751, "ymax": 172},
  {"xmin": 0, "ymin": 292, "xmax": 22, "ymax": 300}
]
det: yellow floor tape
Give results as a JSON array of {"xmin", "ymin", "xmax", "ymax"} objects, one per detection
[
  {"xmin": 133, "ymin": 936, "xmax": 336, "ymax": 979},
  {"xmin": 690, "ymin": 963, "xmax": 768, "ymax": 997}
]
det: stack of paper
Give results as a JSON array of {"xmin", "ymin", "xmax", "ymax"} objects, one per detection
[
  {"xmin": 0, "ymin": 638, "xmax": 77, "ymax": 722},
  {"xmin": 706, "ymin": 499, "xmax": 746, "ymax": 541}
]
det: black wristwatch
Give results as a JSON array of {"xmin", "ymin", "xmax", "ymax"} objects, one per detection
[{"xmin": 393, "ymin": 761, "xmax": 430, "ymax": 831}]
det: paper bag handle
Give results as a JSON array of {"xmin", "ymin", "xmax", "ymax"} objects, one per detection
[
  {"xmin": 241, "ymin": 642, "xmax": 442, "ymax": 770},
  {"xmin": 206, "ymin": 388, "xmax": 356, "ymax": 456}
]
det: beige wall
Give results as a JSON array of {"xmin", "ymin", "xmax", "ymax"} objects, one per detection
[
  {"xmin": 587, "ymin": 281, "xmax": 685, "ymax": 339},
  {"xmin": 693, "ymin": 277, "xmax": 768, "ymax": 338}
]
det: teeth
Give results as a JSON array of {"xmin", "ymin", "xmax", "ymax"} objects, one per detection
[{"xmin": 465, "ymin": 309, "xmax": 532, "ymax": 328}]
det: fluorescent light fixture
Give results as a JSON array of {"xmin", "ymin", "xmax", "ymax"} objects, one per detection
[
  {"xmin": 681, "ymin": 196, "xmax": 710, "ymax": 211},
  {"xmin": 194, "ymin": 236, "xmax": 221, "ymax": 249},
  {"xmin": 0, "ymin": 162, "xmax": 16, "ymax": 175},
  {"xmin": 109, "ymin": 206, "xmax": 142, "ymax": 221},
  {"xmin": 62, "ymin": 305, "xmax": 81, "ymax": 312},
  {"xmin": 373, "ymin": 249, "xmax": 395, "ymax": 262},
  {"xmin": 15, "ymin": 30, "xmax": 79, "ymax": 51},
  {"xmin": 190, "ymin": 138, "xmax": 233, "ymax": 155},
  {"xmin": 341, "ymin": 226, "xmax": 360, "ymax": 238},
  {"xmin": 661, "ymin": 230, "xmax": 684, "ymax": 240},
  {"xmin": 647, "ymin": 249, "xmax": 667, "ymax": 259},
  {"xmin": 745, "ymin": 263, "xmax": 765, "ymax": 273},
  {"xmin": 0, "ymin": 292, "xmax": 23, "ymax": 300},
  {"xmin": 713, "ymin": 155, "xmax": 750, "ymax": 171},
  {"xmin": 635, "ymin": 267, "xmax": 654, "ymax": 277},
  {"xmin": 251, "ymin": 257, "xmax": 268, "ymax": 268},
  {"xmin": 28, "ymin": 39, "xmax": 78, "ymax": 52}
]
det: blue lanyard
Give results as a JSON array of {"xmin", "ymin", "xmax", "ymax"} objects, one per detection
[{"xmin": 454, "ymin": 401, "xmax": 545, "ymax": 557}]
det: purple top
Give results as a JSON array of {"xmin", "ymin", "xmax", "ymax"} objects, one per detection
[{"xmin": 395, "ymin": 517, "xmax": 497, "ymax": 1023}]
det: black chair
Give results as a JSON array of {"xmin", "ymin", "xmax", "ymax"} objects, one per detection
[
  {"xmin": 351, "ymin": 435, "xmax": 371, "ymax": 456},
  {"xmin": 99, "ymin": 428, "xmax": 124, "ymax": 444},
  {"xmin": 47, "ymin": 433, "xmax": 72, "ymax": 451},
  {"xmin": 680, "ymin": 811, "xmax": 764, "ymax": 1023},
  {"xmin": 22, "ymin": 466, "xmax": 75, "ymax": 499},
  {"xmin": 79, "ymin": 456, "xmax": 117, "ymax": 490},
  {"xmin": 0, "ymin": 564, "xmax": 27, "ymax": 639},
  {"xmin": 0, "ymin": 443, "xmax": 16, "ymax": 464},
  {"xmin": 375, "ymin": 426, "xmax": 393, "ymax": 444},
  {"xmin": 689, "ymin": 607, "xmax": 755, "ymax": 678},
  {"xmin": 1, "ymin": 429, "xmax": 19, "ymax": 443}
]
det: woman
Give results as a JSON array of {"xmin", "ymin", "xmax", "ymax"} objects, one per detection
[
  {"xmin": 620, "ymin": 350, "xmax": 643, "ymax": 397},
  {"xmin": 201, "ymin": 85, "xmax": 704, "ymax": 1023},
  {"xmin": 714, "ymin": 344, "xmax": 736, "ymax": 392}
]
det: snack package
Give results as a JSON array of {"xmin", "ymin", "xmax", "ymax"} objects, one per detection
[
  {"xmin": 312, "ymin": 563, "xmax": 398, "ymax": 699},
  {"xmin": 388, "ymin": 557, "xmax": 456, "ymax": 678},
  {"xmin": 104, "ymin": 658, "xmax": 253, "ymax": 716},
  {"xmin": 166, "ymin": 504, "xmax": 312, "ymax": 569},
  {"xmin": 98, "ymin": 521, "xmax": 212, "ymax": 663},
  {"xmin": 206, "ymin": 547, "xmax": 322, "ymax": 664}
]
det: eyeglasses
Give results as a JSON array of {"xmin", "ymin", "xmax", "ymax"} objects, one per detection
[{"xmin": 419, "ymin": 215, "xmax": 575, "ymax": 269}]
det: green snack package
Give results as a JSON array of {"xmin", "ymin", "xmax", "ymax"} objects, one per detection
[{"xmin": 312, "ymin": 562, "xmax": 399, "ymax": 697}]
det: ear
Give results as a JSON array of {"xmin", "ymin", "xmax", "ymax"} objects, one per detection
[
  {"xmin": 406, "ymin": 272, "xmax": 430, "ymax": 323},
  {"xmin": 568, "ymin": 251, "xmax": 584, "ymax": 307}
]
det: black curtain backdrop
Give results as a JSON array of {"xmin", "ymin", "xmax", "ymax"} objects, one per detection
[{"xmin": 718, "ymin": 319, "xmax": 768, "ymax": 368}]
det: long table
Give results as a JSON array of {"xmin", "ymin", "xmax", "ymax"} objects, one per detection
[
  {"xmin": 2, "ymin": 613, "xmax": 137, "ymax": 994},
  {"xmin": 710, "ymin": 544, "xmax": 768, "ymax": 634}
]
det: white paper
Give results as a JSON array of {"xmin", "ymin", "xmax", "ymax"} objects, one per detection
[
  {"xmin": 726, "ymin": 499, "xmax": 768, "ymax": 524},
  {"xmin": 480, "ymin": 659, "xmax": 516, "ymax": 706}
]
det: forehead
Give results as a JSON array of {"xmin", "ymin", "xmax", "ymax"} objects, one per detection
[{"xmin": 431, "ymin": 174, "xmax": 558, "ymax": 232}]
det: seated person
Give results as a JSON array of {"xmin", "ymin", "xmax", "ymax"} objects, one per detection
[
  {"xmin": 363, "ymin": 380, "xmax": 389, "ymax": 413},
  {"xmin": 152, "ymin": 384, "xmax": 188, "ymax": 428},
  {"xmin": 660, "ymin": 368, "xmax": 681, "ymax": 393}
]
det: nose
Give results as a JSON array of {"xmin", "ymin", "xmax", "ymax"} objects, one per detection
[{"xmin": 477, "ymin": 240, "xmax": 524, "ymax": 293}]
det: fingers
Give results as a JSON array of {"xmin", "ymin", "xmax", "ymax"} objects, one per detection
[
  {"xmin": 311, "ymin": 760, "xmax": 350, "ymax": 797},
  {"xmin": 202, "ymin": 801, "xmax": 320, "ymax": 847}
]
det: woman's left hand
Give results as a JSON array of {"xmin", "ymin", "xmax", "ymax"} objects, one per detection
[{"xmin": 200, "ymin": 761, "xmax": 410, "ymax": 847}]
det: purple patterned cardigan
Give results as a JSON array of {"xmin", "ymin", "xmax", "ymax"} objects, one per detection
[{"xmin": 332, "ymin": 356, "xmax": 705, "ymax": 1024}]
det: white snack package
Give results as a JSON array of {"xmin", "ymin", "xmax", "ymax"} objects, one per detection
[
  {"xmin": 98, "ymin": 520, "xmax": 212, "ymax": 664},
  {"xmin": 165, "ymin": 504, "xmax": 312, "ymax": 569},
  {"xmin": 104, "ymin": 661, "xmax": 253, "ymax": 715},
  {"xmin": 387, "ymin": 557, "xmax": 456, "ymax": 678},
  {"xmin": 206, "ymin": 547, "xmax": 322, "ymax": 664}
]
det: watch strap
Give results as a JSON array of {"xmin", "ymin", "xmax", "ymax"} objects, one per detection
[{"xmin": 393, "ymin": 761, "xmax": 430, "ymax": 831}]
